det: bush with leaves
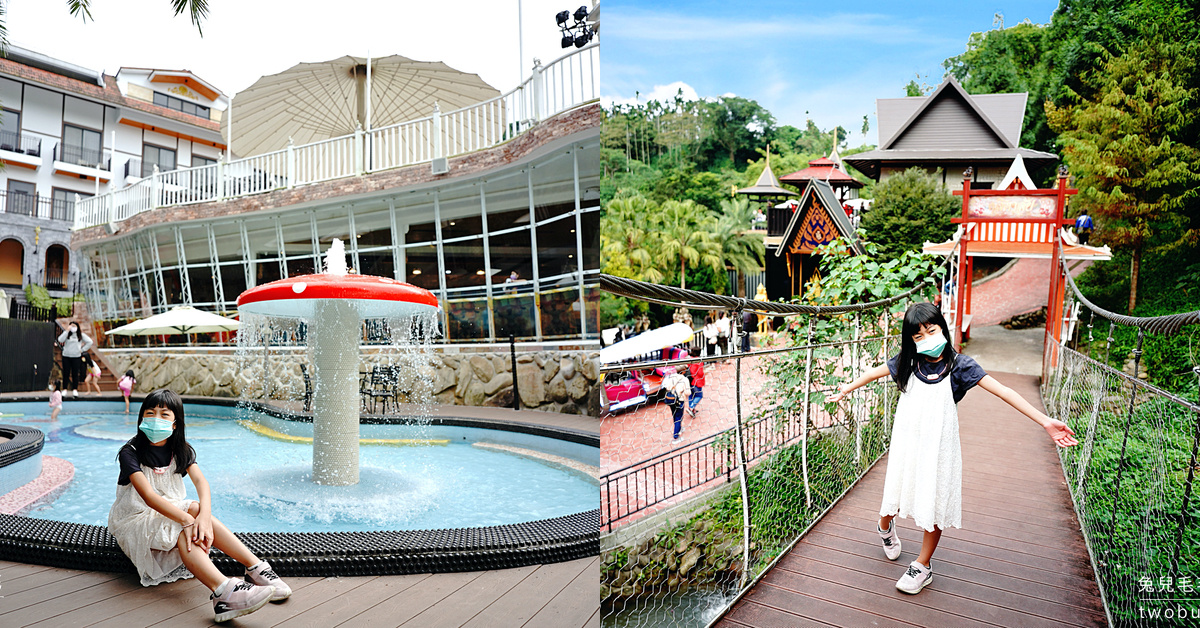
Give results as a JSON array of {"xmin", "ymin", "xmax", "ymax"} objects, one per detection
[{"xmin": 861, "ymin": 167, "xmax": 960, "ymax": 260}]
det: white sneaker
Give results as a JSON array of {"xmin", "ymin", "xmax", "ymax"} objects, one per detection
[
  {"xmin": 72, "ymin": 390, "xmax": 78, "ymax": 398},
  {"xmin": 212, "ymin": 578, "xmax": 274, "ymax": 622},
  {"xmin": 245, "ymin": 561, "xmax": 292, "ymax": 601},
  {"xmin": 896, "ymin": 560, "xmax": 933, "ymax": 594},
  {"xmin": 878, "ymin": 520, "xmax": 901, "ymax": 560}
]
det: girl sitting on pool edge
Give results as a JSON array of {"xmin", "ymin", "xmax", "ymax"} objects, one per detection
[{"xmin": 108, "ymin": 388, "xmax": 293, "ymax": 622}]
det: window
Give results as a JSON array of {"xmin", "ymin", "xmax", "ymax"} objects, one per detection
[
  {"xmin": 142, "ymin": 144, "xmax": 176, "ymax": 177},
  {"xmin": 62, "ymin": 124, "xmax": 103, "ymax": 167},
  {"xmin": 0, "ymin": 109, "xmax": 20, "ymax": 152},
  {"xmin": 192, "ymin": 154, "xmax": 217, "ymax": 168},
  {"xmin": 52, "ymin": 188, "xmax": 92, "ymax": 222},
  {"xmin": 6, "ymin": 180, "xmax": 36, "ymax": 216},
  {"xmin": 153, "ymin": 92, "xmax": 210, "ymax": 120}
]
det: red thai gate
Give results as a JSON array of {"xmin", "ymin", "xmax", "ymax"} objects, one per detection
[{"xmin": 923, "ymin": 168, "xmax": 1109, "ymax": 362}]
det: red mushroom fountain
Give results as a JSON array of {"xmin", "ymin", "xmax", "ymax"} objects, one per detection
[{"xmin": 237, "ymin": 239, "xmax": 439, "ymax": 485}]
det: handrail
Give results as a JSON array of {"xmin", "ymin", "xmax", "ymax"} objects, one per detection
[
  {"xmin": 73, "ymin": 43, "xmax": 599, "ymax": 231},
  {"xmin": 1059, "ymin": 251, "xmax": 1200, "ymax": 334}
]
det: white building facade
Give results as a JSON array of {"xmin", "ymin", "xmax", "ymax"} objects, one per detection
[{"xmin": 0, "ymin": 45, "xmax": 226, "ymax": 298}]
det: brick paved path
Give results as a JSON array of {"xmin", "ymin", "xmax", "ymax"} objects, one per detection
[{"xmin": 970, "ymin": 259, "xmax": 1091, "ymax": 328}]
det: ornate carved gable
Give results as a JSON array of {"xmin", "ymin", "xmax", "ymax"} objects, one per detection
[{"xmin": 787, "ymin": 194, "xmax": 839, "ymax": 254}]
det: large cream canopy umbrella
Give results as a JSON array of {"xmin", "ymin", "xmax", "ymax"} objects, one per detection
[
  {"xmin": 226, "ymin": 55, "xmax": 501, "ymax": 157},
  {"xmin": 105, "ymin": 306, "xmax": 240, "ymax": 336}
]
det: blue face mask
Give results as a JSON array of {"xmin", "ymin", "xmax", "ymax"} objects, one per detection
[
  {"xmin": 915, "ymin": 334, "xmax": 947, "ymax": 358},
  {"xmin": 140, "ymin": 417, "xmax": 174, "ymax": 442}
]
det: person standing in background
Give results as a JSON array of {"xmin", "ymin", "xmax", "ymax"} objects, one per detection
[{"xmin": 57, "ymin": 321, "xmax": 93, "ymax": 398}]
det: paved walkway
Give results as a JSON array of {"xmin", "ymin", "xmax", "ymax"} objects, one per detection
[
  {"xmin": 716, "ymin": 371, "xmax": 1105, "ymax": 627},
  {"xmin": 970, "ymin": 258, "xmax": 1090, "ymax": 328}
]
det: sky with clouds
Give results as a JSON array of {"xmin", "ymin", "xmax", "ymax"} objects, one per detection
[
  {"xmin": 5, "ymin": 0, "xmax": 583, "ymax": 97},
  {"xmin": 602, "ymin": 0, "xmax": 1061, "ymax": 146}
]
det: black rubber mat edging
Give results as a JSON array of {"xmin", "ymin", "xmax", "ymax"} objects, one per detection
[
  {"xmin": 0, "ymin": 424, "xmax": 44, "ymax": 468},
  {"xmin": 0, "ymin": 509, "xmax": 599, "ymax": 576}
]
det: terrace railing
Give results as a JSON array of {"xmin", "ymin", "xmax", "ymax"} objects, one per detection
[
  {"xmin": 0, "ymin": 190, "xmax": 70, "ymax": 222},
  {"xmin": 74, "ymin": 43, "xmax": 598, "ymax": 231}
]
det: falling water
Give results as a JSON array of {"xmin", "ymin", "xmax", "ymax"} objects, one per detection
[{"xmin": 228, "ymin": 241, "xmax": 445, "ymax": 522}]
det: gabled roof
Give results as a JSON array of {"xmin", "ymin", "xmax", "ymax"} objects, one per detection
[
  {"xmin": 738, "ymin": 159, "xmax": 797, "ymax": 197},
  {"xmin": 880, "ymin": 77, "xmax": 1019, "ymax": 150},
  {"xmin": 780, "ymin": 156, "xmax": 863, "ymax": 188},
  {"xmin": 775, "ymin": 179, "xmax": 864, "ymax": 257},
  {"xmin": 998, "ymin": 154, "xmax": 1037, "ymax": 190}
]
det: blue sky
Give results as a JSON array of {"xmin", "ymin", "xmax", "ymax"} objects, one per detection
[{"xmin": 601, "ymin": 0, "xmax": 1061, "ymax": 146}]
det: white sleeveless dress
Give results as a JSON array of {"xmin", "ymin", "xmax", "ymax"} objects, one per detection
[
  {"xmin": 107, "ymin": 457, "xmax": 201, "ymax": 586},
  {"xmin": 879, "ymin": 365, "xmax": 963, "ymax": 532}
]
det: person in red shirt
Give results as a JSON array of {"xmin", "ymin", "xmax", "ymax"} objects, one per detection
[{"xmin": 687, "ymin": 347, "xmax": 705, "ymax": 416}]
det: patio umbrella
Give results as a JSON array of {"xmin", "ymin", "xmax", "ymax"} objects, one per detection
[
  {"xmin": 226, "ymin": 54, "xmax": 500, "ymax": 157},
  {"xmin": 105, "ymin": 306, "xmax": 240, "ymax": 336},
  {"xmin": 599, "ymin": 323, "xmax": 695, "ymax": 364}
]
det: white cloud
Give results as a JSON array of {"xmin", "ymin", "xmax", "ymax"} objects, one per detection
[{"xmin": 603, "ymin": 81, "xmax": 700, "ymax": 107}]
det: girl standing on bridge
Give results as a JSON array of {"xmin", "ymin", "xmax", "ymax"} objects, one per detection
[{"xmin": 827, "ymin": 302, "xmax": 1078, "ymax": 595}]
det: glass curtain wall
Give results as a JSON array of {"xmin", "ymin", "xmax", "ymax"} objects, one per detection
[{"xmin": 82, "ymin": 142, "xmax": 600, "ymax": 345}]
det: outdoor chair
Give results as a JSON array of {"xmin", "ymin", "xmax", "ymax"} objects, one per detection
[{"xmin": 365, "ymin": 365, "xmax": 397, "ymax": 414}]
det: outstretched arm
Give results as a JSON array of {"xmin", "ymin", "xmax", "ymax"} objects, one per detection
[
  {"xmin": 976, "ymin": 375, "xmax": 1078, "ymax": 447},
  {"xmin": 826, "ymin": 364, "xmax": 891, "ymax": 403}
]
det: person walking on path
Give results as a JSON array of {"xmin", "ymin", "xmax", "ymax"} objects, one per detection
[
  {"xmin": 827, "ymin": 302, "xmax": 1078, "ymax": 595},
  {"xmin": 1074, "ymin": 209, "xmax": 1094, "ymax": 245},
  {"xmin": 57, "ymin": 321, "xmax": 93, "ymax": 398},
  {"xmin": 662, "ymin": 367, "xmax": 691, "ymax": 440},
  {"xmin": 741, "ymin": 309, "xmax": 756, "ymax": 352},
  {"xmin": 703, "ymin": 314, "xmax": 718, "ymax": 359},
  {"xmin": 686, "ymin": 347, "xmax": 705, "ymax": 416},
  {"xmin": 715, "ymin": 311, "xmax": 731, "ymax": 356}
]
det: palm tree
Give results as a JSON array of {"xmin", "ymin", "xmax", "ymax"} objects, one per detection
[
  {"xmin": 602, "ymin": 194, "xmax": 664, "ymax": 284},
  {"xmin": 657, "ymin": 199, "xmax": 722, "ymax": 290},
  {"xmin": 2, "ymin": 3, "xmax": 208, "ymax": 53},
  {"xmin": 716, "ymin": 197, "xmax": 766, "ymax": 297}
]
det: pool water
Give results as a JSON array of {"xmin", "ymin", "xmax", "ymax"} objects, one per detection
[{"xmin": 0, "ymin": 401, "xmax": 598, "ymax": 532}]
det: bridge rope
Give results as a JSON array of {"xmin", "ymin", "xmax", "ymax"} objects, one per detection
[
  {"xmin": 1059, "ymin": 251, "xmax": 1200, "ymax": 334},
  {"xmin": 600, "ymin": 243, "xmax": 957, "ymax": 316}
]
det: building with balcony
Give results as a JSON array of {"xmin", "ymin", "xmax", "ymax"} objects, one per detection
[
  {"xmin": 70, "ymin": 45, "xmax": 600, "ymax": 345},
  {"xmin": 0, "ymin": 45, "xmax": 227, "ymax": 301}
]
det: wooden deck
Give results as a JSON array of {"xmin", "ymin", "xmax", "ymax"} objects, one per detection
[
  {"xmin": 0, "ymin": 557, "xmax": 598, "ymax": 627},
  {"xmin": 718, "ymin": 372, "xmax": 1108, "ymax": 628}
]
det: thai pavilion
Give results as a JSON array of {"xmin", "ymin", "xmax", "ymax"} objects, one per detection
[{"xmin": 843, "ymin": 77, "xmax": 1057, "ymax": 190}]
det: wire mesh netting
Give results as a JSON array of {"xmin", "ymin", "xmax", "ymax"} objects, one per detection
[
  {"xmin": 600, "ymin": 309, "xmax": 905, "ymax": 627},
  {"xmin": 1043, "ymin": 290, "xmax": 1200, "ymax": 626}
]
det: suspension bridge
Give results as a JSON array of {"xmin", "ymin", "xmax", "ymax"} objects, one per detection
[{"xmin": 598, "ymin": 246, "xmax": 1200, "ymax": 627}]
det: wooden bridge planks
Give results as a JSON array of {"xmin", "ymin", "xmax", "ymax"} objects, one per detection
[{"xmin": 718, "ymin": 372, "xmax": 1108, "ymax": 628}]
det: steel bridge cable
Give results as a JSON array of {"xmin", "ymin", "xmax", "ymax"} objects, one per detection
[{"xmin": 1058, "ymin": 248, "xmax": 1200, "ymax": 334}]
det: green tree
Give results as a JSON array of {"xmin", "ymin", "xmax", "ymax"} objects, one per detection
[
  {"xmin": 860, "ymin": 167, "xmax": 960, "ymax": 259},
  {"xmin": 715, "ymin": 197, "xmax": 766, "ymax": 297},
  {"xmin": 656, "ymin": 199, "xmax": 722, "ymax": 289},
  {"xmin": 601, "ymin": 193, "xmax": 664, "ymax": 285},
  {"xmin": 1046, "ymin": 27, "xmax": 1200, "ymax": 311},
  {"xmin": 704, "ymin": 97, "xmax": 775, "ymax": 167}
]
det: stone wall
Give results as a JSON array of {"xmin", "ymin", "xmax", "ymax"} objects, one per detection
[{"xmin": 104, "ymin": 349, "xmax": 601, "ymax": 415}]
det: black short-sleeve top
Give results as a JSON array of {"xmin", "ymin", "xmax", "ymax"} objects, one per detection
[
  {"xmin": 117, "ymin": 438, "xmax": 196, "ymax": 485},
  {"xmin": 886, "ymin": 353, "xmax": 988, "ymax": 403}
]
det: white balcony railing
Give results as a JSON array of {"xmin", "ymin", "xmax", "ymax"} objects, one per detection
[{"xmin": 75, "ymin": 43, "xmax": 599, "ymax": 231}]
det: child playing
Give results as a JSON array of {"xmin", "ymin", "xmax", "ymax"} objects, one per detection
[
  {"xmin": 49, "ymin": 380, "xmax": 63, "ymax": 421},
  {"xmin": 827, "ymin": 303, "xmax": 1078, "ymax": 595},
  {"xmin": 108, "ymin": 389, "xmax": 292, "ymax": 622},
  {"xmin": 118, "ymin": 370, "xmax": 136, "ymax": 414},
  {"xmin": 85, "ymin": 357, "xmax": 103, "ymax": 395},
  {"xmin": 687, "ymin": 347, "xmax": 705, "ymax": 417}
]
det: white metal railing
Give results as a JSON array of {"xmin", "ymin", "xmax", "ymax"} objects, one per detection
[{"xmin": 74, "ymin": 43, "xmax": 599, "ymax": 231}]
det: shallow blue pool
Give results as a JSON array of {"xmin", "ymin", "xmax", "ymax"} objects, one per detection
[{"xmin": 0, "ymin": 401, "xmax": 598, "ymax": 533}]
